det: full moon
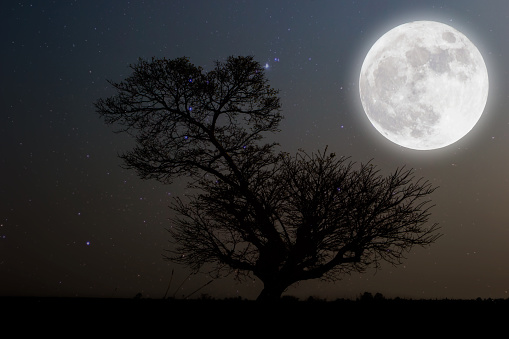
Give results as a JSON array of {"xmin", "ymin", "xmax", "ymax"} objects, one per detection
[{"xmin": 359, "ymin": 21, "xmax": 489, "ymax": 150}]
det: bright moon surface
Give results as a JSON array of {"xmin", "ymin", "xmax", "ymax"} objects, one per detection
[{"xmin": 359, "ymin": 21, "xmax": 489, "ymax": 150}]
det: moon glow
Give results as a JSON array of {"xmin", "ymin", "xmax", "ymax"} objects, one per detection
[{"xmin": 359, "ymin": 21, "xmax": 489, "ymax": 150}]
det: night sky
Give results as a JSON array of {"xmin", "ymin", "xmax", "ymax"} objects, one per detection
[{"xmin": 2, "ymin": 0, "xmax": 509, "ymax": 301}]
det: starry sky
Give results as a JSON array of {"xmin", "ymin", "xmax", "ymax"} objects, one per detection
[{"xmin": 2, "ymin": 0, "xmax": 509, "ymax": 301}]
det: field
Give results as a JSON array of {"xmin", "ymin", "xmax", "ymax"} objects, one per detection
[
  {"xmin": 3, "ymin": 295, "xmax": 508, "ymax": 320},
  {"xmin": 2, "ymin": 295, "xmax": 508, "ymax": 335}
]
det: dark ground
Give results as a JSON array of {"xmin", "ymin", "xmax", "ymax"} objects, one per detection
[
  {"xmin": 2, "ymin": 295, "xmax": 507, "ymax": 337},
  {"xmin": 3, "ymin": 295, "xmax": 508, "ymax": 328}
]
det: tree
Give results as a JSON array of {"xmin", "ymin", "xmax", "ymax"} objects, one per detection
[
  {"xmin": 96, "ymin": 56, "xmax": 440, "ymax": 302},
  {"xmin": 168, "ymin": 149, "xmax": 440, "ymax": 301}
]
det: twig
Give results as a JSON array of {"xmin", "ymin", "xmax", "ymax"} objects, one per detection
[
  {"xmin": 163, "ymin": 269, "xmax": 174, "ymax": 299},
  {"xmin": 184, "ymin": 279, "xmax": 214, "ymax": 299}
]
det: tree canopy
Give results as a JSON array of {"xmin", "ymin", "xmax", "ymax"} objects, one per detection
[{"xmin": 95, "ymin": 56, "xmax": 282, "ymax": 187}]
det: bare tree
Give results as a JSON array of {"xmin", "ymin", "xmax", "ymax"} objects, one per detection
[
  {"xmin": 168, "ymin": 148, "xmax": 440, "ymax": 301},
  {"xmin": 96, "ymin": 56, "xmax": 440, "ymax": 302},
  {"xmin": 95, "ymin": 55, "xmax": 282, "ymax": 187}
]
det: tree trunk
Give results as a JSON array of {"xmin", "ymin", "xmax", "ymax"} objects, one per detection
[{"xmin": 256, "ymin": 282, "xmax": 288, "ymax": 302}]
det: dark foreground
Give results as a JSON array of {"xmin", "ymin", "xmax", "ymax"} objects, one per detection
[
  {"xmin": 3, "ymin": 295, "xmax": 508, "ymax": 314},
  {"xmin": 2, "ymin": 296, "xmax": 508, "ymax": 333}
]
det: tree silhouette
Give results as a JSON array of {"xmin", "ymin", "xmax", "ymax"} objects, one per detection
[{"xmin": 96, "ymin": 56, "xmax": 440, "ymax": 302}]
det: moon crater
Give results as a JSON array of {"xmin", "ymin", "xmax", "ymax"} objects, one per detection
[{"xmin": 359, "ymin": 21, "xmax": 489, "ymax": 150}]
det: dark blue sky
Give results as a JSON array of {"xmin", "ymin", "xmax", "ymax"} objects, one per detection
[{"xmin": 2, "ymin": 0, "xmax": 509, "ymax": 300}]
